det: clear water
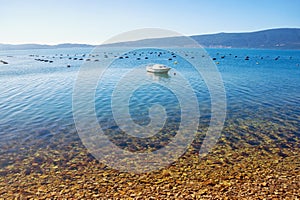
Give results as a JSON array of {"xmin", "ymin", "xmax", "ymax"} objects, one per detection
[{"xmin": 0, "ymin": 47, "xmax": 299, "ymax": 158}]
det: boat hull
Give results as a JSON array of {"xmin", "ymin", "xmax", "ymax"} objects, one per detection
[{"xmin": 146, "ymin": 64, "xmax": 171, "ymax": 73}]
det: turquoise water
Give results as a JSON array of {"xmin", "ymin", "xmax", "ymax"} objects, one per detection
[{"xmin": 0, "ymin": 47, "xmax": 299, "ymax": 158}]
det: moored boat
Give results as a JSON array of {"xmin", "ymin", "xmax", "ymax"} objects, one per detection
[{"xmin": 146, "ymin": 64, "xmax": 171, "ymax": 73}]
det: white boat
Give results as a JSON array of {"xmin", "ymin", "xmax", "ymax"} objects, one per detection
[{"xmin": 146, "ymin": 64, "xmax": 171, "ymax": 73}]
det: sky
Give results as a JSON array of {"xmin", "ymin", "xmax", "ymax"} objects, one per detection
[{"xmin": 1, "ymin": 0, "xmax": 300, "ymax": 45}]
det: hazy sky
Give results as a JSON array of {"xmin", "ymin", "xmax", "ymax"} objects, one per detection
[{"xmin": 1, "ymin": 0, "xmax": 299, "ymax": 44}]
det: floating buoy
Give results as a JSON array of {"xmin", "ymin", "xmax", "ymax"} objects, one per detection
[
  {"xmin": 0, "ymin": 60, "xmax": 8, "ymax": 64},
  {"xmin": 67, "ymin": 65, "xmax": 71, "ymax": 67},
  {"xmin": 174, "ymin": 61, "xmax": 178, "ymax": 65}
]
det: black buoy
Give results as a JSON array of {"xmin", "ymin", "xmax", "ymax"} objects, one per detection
[
  {"xmin": 212, "ymin": 57, "xmax": 217, "ymax": 60},
  {"xmin": 0, "ymin": 60, "xmax": 8, "ymax": 64},
  {"xmin": 67, "ymin": 65, "xmax": 71, "ymax": 67}
]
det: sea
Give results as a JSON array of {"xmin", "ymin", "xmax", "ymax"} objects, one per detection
[{"xmin": 0, "ymin": 47, "xmax": 299, "ymax": 170}]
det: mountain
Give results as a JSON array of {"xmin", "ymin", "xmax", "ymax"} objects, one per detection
[
  {"xmin": 101, "ymin": 28, "xmax": 300, "ymax": 49},
  {"xmin": 191, "ymin": 28, "xmax": 300, "ymax": 49},
  {"xmin": 1, "ymin": 28, "xmax": 300, "ymax": 50},
  {"xmin": 0, "ymin": 43, "xmax": 94, "ymax": 50}
]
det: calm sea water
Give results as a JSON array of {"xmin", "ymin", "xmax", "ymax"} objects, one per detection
[{"xmin": 0, "ymin": 47, "xmax": 299, "ymax": 157}]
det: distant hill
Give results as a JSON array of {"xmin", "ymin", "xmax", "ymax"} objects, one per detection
[
  {"xmin": 0, "ymin": 43, "xmax": 94, "ymax": 50},
  {"xmin": 1, "ymin": 28, "xmax": 300, "ymax": 50},
  {"xmin": 191, "ymin": 28, "xmax": 300, "ymax": 49},
  {"xmin": 101, "ymin": 28, "xmax": 300, "ymax": 49}
]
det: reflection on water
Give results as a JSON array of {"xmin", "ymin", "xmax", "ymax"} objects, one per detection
[{"xmin": 146, "ymin": 71, "xmax": 171, "ymax": 81}]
